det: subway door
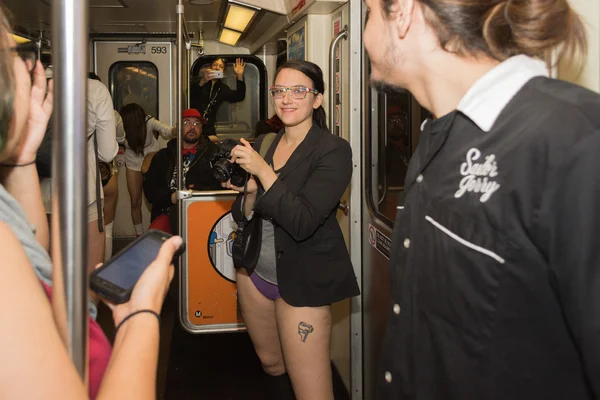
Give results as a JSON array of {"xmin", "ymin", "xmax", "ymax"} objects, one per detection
[
  {"xmin": 93, "ymin": 40, "xmax": 175, "ymax": 237},
  {"xmin": 361, "ymin": 58, "xmax": 426, "ymax": 397}
]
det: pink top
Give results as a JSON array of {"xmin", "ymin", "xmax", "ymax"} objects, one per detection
[{"xmin": 41, "ymin": 281, "xmax": 112, "ymax": 399}]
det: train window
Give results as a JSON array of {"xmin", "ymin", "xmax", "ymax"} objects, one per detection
[
  {"xmin": 190, "ymin": 55, "xmax": 268, "ymax": 139},
  {"xmin": 367, "ymin": 78, "xmax": 426, "ymax": 226},
  {"xmin": 109, "ymin": 61, "xmax": 159, "ymax": 117}
]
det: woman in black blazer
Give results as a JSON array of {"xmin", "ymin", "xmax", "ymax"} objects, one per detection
[{"xmin": 223, "ymin": 60, "xmax": 359, "ymax": 400}]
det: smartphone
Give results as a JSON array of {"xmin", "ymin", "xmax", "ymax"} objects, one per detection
[
  {"xmin": 90, "ymin": 230, "xmax": 186, "ymax": 304},
  {"xmin": 211, "ymin": 70, "xmax": 224, "ymax": 79}
]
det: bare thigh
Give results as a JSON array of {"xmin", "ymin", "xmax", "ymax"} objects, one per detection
[
  {"xmin": 275, "ymin": 299, "xmax": 333, "ymax": 400},
  {"xmin": 126, "ymin": 168, "xmax": 143, "ymax": 207},
  {"xmin": 236, "ymin": 269, "xmax": 285, "ymax": 376},
  {"xmin": 126, "ymin": 168, "xmax": 143, "ymax": 224}
]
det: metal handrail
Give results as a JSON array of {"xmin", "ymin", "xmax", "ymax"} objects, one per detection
[
  {"xmin": 51, "ymin": 0, "xmax": 89, "ymax": 377},
  {"xmin": 378, "ymin": 95, "xmax": 388, "ymax": 205},
  {"xmin": 177, "ymin": 2, "xmax": 184, "ymax": 208},
  {"xmin": 328, "ymin": 26, "xmax": 348, "ymax": 135}
]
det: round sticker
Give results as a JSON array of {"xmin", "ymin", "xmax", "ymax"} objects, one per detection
[{"xmin": 207, "ymin": 211, "xmax": 238, "ymax": 282}]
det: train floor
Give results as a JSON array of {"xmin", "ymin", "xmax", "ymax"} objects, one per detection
[{"xmin": 97, "ymin": 240, "xmax": 351, "ymax": 400}]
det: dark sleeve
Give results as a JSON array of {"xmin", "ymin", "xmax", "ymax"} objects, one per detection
[
  {"xmin": 534, "ymin": 132, "xmax": 600, "ymax": 397},
  {"xmin": 255, "ymin": 138, "xmax": 352, "ymax": 241},
  {"xmin": 221, "ymin": 79, "xmax": 246, "ymax": 103},
  {"xmin": 143, "ymin": 150, "xmax": 174, "ymax": 211}
]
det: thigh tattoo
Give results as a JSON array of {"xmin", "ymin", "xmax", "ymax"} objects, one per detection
[{"xmin": 298, "ymin": 321, "xmax": 314, "ymax": 342}]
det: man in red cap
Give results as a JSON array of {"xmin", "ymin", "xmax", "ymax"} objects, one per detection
[{"xmin": 143, "ymin": 108, "xmax": 221, "ymax": 233}]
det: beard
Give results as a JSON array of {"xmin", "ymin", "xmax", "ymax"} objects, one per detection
[
  {"xmin": 370, "ymin": 79, "xmax": 405, "ymax": 94},
  {"xmin": 183, "ymin": 131, "xmax": 200, "ymax": 144}
]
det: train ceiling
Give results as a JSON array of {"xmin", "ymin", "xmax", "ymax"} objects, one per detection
[{"xmin": 2, "ymin": 0, "xmax": 287, "ymax": 48}]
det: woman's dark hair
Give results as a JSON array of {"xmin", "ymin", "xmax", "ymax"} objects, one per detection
[
  {"xmin": 380, "ymin": 0, "xmax": 587, "ymax": 66},
  {"xmin": 212, "ymin": 57, "xmax": 227, "ymax": 69},
  {"xmin": 119, "ymin": 103, "xmax": 147, "ymax": 156},
  {"xmin": 274, "ymin": 60, "xmax": 328, "ymax": 131},
  {"xmin": 0, "ymin": 7, "xmax": 15, "ymax": 156}
]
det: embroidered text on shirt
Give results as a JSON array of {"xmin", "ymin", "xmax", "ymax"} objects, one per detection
[{"xmin": 455, "ymin": 148, "xmax": 500, "ymax": 203}]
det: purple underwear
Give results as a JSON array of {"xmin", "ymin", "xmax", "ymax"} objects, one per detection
[{"xmin": 249, "ymin": 273, "xmax": 281, "ymax": 301}]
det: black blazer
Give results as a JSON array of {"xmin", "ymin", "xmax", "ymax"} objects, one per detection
[{"xmin": 232, "ymin": 125, "xmax": 360, "ymax": 307}]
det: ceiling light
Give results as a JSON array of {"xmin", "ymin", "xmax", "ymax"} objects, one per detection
[
  {"xmin": 11, "ymin": 34, "xmax": 31, "ymax": 44},
  {"xmin": 224, "ymin": 4, "xmax": 256, "ymax": 32},
  {"xmin": 219, "ymin": 28, "xmax": 242, "ymax": 46}
]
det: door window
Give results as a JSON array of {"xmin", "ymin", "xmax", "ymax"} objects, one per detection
[
  {"xmin": 366, "ymin": 70, "xmax": 428, "ymax": 226},
  {"xmin": 109, "ymin": 61, "xmax": 159, "ymax": 117}
]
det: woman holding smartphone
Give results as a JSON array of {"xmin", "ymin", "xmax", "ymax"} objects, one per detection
[
  {"xmin": 0, "ymin": 8, "xmax": 182, "ymax": 399},
  {"xmin": 223, "ymin": 60, "xmax": 360, "ymax": 400},
  {"xmin": 190, "ymin": 57, "xmax": 247, "ymax": 140}
]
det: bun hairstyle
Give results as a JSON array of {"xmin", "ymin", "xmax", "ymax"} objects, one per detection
[
  {"xmin": 0, "ymin": 7, "xmax": 15, "ymax": 155},
  {"xmin": 274, "ymin": 60, "xmax": 328, "ymax": 131},
  {"xmin": 383, "ymin": 0, "xmax": 587, "ymax": 65},
  {"xmin": 119, "ymin": 103, "xmax": 147, "ymax": 156}
]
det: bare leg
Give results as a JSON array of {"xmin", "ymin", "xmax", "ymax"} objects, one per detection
[
  {"xmin": 236, "ymin": 269, "xmax": 285, "ymax": 375},
  {"xmin": 126, "ymin": 168, "xmax": 144, "ymax": 232},
  {"xmin": 275, "ymin": 299, "xmax": 333, "ymax": 400}
]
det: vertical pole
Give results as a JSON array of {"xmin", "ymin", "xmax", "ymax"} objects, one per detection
[
  {"xmin": 348, "ymin": 0, "xmax": 363, "ymax": 397},
  {"xmin": 51, "ymin": 0, "xmax": 89, "ymax": 377},
  {"xmin": 176, "ymin": 1, "xmax": 184, "ymax": 234}
]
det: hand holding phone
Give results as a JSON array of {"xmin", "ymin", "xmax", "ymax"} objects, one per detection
[
  {"xmin": 209, "ymin": 70, "xmax": 223, "ymax": 79},
  {"xmin": 91, "ymin": 230, "xmax": 186, "ymax": 306}
]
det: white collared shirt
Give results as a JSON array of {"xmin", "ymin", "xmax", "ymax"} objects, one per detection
[{"xmin": 457, "ymin": 55, "xmax": 549, "ymax": 132}]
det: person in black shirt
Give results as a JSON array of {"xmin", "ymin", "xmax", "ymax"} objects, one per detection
[
  {"xmin": 190, "ymin": 58, "xmax": 246, "ymax": 141},
  {"xmin": 143, "ymin": 108, "xmax": 221, "ymax": 233},
  {"xmin": 363, "ymin": 0, "xmax": 599, "ymax": 399}
]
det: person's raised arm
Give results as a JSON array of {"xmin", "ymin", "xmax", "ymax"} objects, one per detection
[
  {"xmin": 147, "ymin": 117, "xmax": 176, "ymax": 140},
  {"xmin": 221, "ymin": 58, "xmax": 246, "ymax": 103},
  {"xmin": 0, "ymin": 62, "xmax": 52, "ymax": 250}
]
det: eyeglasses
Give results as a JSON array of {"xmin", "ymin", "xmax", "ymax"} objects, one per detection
[
  {"xmin": 183, "ymin": 120, "xmax": 202, "ymax": 127},
  {"xmin": 269, "ymin": 85, "xmax": 319, "ymax": 100},
  {"xmin": 10, "ymin": 42, "xmax": 38, "ymax": 73}
]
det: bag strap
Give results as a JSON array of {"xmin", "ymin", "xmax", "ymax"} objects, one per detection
[
  {"xmin": 259, "ymin": 132, "xmax": 277, "ymax": 159},
  {"xmin": 92, "ymin": 131, "xmax": 104, "ymax": 233},
  {"xmin": 238, "ymin": 133, "xmax": 278, "ymax": 226}
]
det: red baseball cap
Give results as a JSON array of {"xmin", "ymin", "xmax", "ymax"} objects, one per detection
[{"xmin": 183, "ymin": 108, "xmax": 206, "ymax": 124}]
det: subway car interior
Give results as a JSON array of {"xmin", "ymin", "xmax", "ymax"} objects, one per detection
[{"xmin": 2, "ymin": 0, "xmax": 600, "ymax": 399}]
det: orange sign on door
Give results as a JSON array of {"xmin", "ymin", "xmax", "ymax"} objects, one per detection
[{"xmin": 183, "ymin": 196, "xmax": 244, "ymax": 332}]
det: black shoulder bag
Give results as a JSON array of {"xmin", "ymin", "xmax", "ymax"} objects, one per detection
[{"xmin": 231, "ymin": 133, "xmax": 277, "ymax": 271}]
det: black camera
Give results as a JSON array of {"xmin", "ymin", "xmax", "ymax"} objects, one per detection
[{"xmin": 211, "ymin": 139, "xmax": 249, "ymax": 187}]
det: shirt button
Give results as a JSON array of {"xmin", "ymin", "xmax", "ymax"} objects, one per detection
[
  {"xmin": 416, "ymin": 174, "xmax": 424, "ymax": 183},
  {"xmin": 393, "ymin": 304, "xmax": 401, "ymax": 315},
  {"xmin": 385, "ymin": 371, "xmax": 392, "ymax": 383},
  {"xmin": 403, "ymin": 238, "xmax": 410, "ymax": 249}
]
